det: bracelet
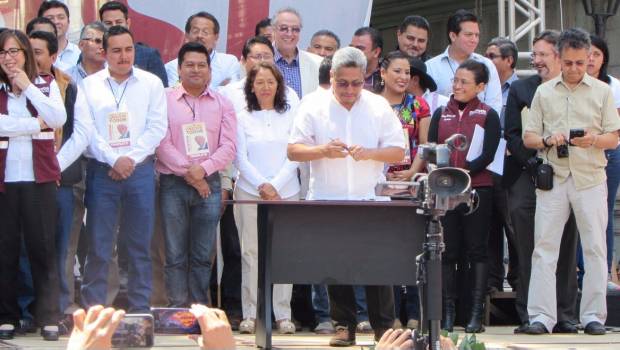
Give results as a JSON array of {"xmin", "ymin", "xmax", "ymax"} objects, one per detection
[{"xmin": 542, "ymin": 136, "xmax": 550, "ymax": 148}]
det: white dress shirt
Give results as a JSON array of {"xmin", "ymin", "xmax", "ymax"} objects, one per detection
[
  {"xmin": 81, "ymin": 67, "xmax": 167, "ymax": 166},
  {"xmin": 166, "ymin": 50, "xmax": 241, "ymax": 89},
  {"xmin": 57, "ymin": 86, "xmax": 95, "ymax": 171},
  {"xmin": 289, "ymin": 89, "xmax": 405, "ymax": 200},
  {"xmin": 54, "ymin": 40, "xmax": 81, "ymax": 73},
  {"xmin": 235, "ymin": 108, "xmax": 300, "ymax": 198},
  {"xmin": 0, "ymin": 79, "xmax": 66, "ymax": 182},
  {"xmin": 426, "ymin": 46, "xmax": 503, "ymax": 114},
  {"xmin": 219, "ymin": 77, "xmax": 300, "ymax": 114},
  {"xmin": 610, "ymin": 75, "xmax": 620, "ymax": 108}
]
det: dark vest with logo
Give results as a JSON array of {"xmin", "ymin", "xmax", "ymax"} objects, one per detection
[
  {"xmin": 0, "ymin": 78, "xmax": 61, "ymax": 192},
  {"xmin": 437, "ymin": 97, "xmax": 493, "ymax": 188}
]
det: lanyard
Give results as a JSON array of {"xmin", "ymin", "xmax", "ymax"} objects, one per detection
[
  {"xmin": 106, "ymin": 78, "xmax": 129, "ymax": 111},
  {"xmin": 182, "ymin": 95, "xmax": 196, "ymax": 120}
]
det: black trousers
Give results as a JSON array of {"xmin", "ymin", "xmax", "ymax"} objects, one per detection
[
  {"xmin": 442, "ymin": 187, "xmax": 493, "ymax": 264},
  {"xmin": 328, "ymin": 285, "xmax": 394, "ymax": 332},
  {"xmin": 507, "ymin": 171, "xmax": 578, "ymax": 324},
  {"xmin": 488, "ymin": 175, "xmax": 519, "ymax": 289},
  {"xmin": 0, "ymin": 182, "xmax": 60, "ymax": 326}
]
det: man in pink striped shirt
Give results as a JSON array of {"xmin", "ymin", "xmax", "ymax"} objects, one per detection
[{"xmin": 156, "ymin": 42, "xmax": 236, "ymax": 307}]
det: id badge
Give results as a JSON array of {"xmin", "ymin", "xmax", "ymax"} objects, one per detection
[
  {"xmin": 182, "ymin": 122, "xmax": 209, "ymax": 158},
  {"xmin": 107, "ymin": 111, "xmax": 131, "ymax": 148}
]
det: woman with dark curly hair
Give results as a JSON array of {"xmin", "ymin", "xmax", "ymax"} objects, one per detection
[{"xmin": 234, "ymin": 61, "xmax": 300, "ymax": 335}]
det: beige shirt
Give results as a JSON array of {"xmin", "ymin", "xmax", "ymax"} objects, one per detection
[{"xmin": 525, "ymin": 73, "xmax": 620, "ymax": 190}]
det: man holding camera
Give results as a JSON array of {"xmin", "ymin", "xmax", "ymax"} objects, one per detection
[
  {"xmin": 504, "ymin": 30, "xmax": 580, "ymax": 334},
  {"xmin": 523, "ymin": 28, "xmax": 620, "ymax": 335}
]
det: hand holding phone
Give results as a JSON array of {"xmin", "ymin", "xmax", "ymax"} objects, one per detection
[{"xmin": 111, "ymin": 314, "xmax": 154, "ymax": 348}]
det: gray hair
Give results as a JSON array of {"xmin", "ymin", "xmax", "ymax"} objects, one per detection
[
  {"xmin": 271, "ymin": 7, "xmax": 303, "ymax": 28},
  {"xmin": 331, "ymin": 47, "xmax": 367, "ymax": 73},
  {"xmin": 79, "ymin": 21, "xmax": 106, "ymax": 40},
  {"xmin": 557, "ymin": 27, "xmax": 591, "ymax": 54}
]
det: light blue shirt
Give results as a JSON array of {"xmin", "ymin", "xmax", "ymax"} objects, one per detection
[
  {"xmin": 54, "ymin": 41, "xmax": 81, "ymax": 73},
  {"xmin": 500, "ymin": 72, "xmax": 519, "ymax": 129},
  {"xmin": 426, "ymin": 46, "xmax": 503, "ymax": 115}
]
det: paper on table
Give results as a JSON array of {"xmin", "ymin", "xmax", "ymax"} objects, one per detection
[{"xmin": 465, "ymin": 124, "xmax": 506, "ymax": 175}]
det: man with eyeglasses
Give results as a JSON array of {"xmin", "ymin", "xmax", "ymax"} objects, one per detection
[
  {"xmin": 504, "ymin": 30, "xmax": 580, "ymax": 335},
  {"xmin": 38, "ymin": 0, "xmax": 80, "ymax": 72},
  {"xmin": 271, "ymin": 7, "xmax": 322, "ymax": 99},
  {"xmin": 156, "ymin": 41, "xmax": 236, "ymax": 308},
  {"xmin": 483, "ymin": 37, "xmax": 519, "ymax": 300},
  {"xmin": 66, "ymin": 22, "xmax": 106, "ymax": 87},
  {"xmin": 426, "ymin": 9, "xmax": 502, "ymax": 114},
  {"xmin": 165, "ymin": 12, "xmax": 240, "ymax": 89},
  {"xmin": 288, "ymin": 47, "xmax": 404, "ymax": 347}
]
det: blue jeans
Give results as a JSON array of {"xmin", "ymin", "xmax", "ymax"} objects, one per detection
[
  {"xmin": 354, "ymin": 286, "xmax": 369, "ymax": 322},
  {"xmin": 312, "ymin": 284, "xmax": 331, "ymax": 323},
  {"xmin": 56, "ymin": 186, "xmax": 75, "ymax": 313},
  {"xmin": 577, "ymin": 145, "xmax": 620, "ymax": 287},
  {"xmin": 81, "ymin": 159, "xmax": 156, "ymax": 312},
  {"xmin": 393, "ymin": 285, "xmax": 420, "ymax": 321},
  {"xmin": 160, "ymin": 173, "xmax": 221, "ymax": 307}
]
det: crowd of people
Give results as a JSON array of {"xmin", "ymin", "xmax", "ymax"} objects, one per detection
[{"xmin": 0, "ymin": 0, "xmax": 619, "ymax": 348}]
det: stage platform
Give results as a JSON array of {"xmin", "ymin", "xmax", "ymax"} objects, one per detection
[{"xmin": 3, "ymin": 327, "xmax": 620, "ymax": 349}]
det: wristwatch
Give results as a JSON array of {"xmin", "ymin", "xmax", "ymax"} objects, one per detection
[{"xmin": 542, "ymin": 136, "xmax": 551, "ymax": 148}]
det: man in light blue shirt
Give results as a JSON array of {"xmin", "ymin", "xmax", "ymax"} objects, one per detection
[
  {"xmin": 426, "ymin": 9, "xmax": 502, "ymax": 114},
  {"xmin": 485, "ymin": 37, "xmax": 520, "ymax": 128}
]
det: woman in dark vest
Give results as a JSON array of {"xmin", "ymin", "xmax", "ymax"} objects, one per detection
[
  {"xmin": 426, "ymin": 60, "xmax": 500, "ymax": 333},
  {"xmin": 0, "ymin": 29, "xmax": 66, "ymax": 341}
]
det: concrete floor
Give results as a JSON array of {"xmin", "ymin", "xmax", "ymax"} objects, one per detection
[{"xmin": 2, "ymin": 327, "xmax": 620, "ymax": 349}]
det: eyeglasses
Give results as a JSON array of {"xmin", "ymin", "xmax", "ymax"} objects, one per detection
[
  {"xmin": 530, "ymin": 51, "xmax": 553, "ymax": 59},
  {"xmin": 335, "ymin": 80, "xmax": 364, "ymax": 88},
  {"xmin": 81, "ymin": 37, "xmax": 103, "ymax": 44},
  {"xmin": 0, "ymin": 48, "xmax": 23, "ymax": 59},
  {"xmin": 485, "ymin": 53, "xmax": 503, "ymax": 60},
  {"xmin": 248, "ymin": 54, "xmax": 273, "ymax": 61},
  {"xmin": 276, "ymin": 25, "xmax": 301, "ymax": 34},
  {"xmin": 451, "ymin": 77, "xmax": 475, "ymax": 86}
]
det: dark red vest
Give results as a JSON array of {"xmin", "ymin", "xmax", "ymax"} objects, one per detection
[
  {"xmin": 0, "ymin": 78, "xmax": 61, "ymax": 192},
  {"xmin": 437, "ymin": 97, "xmax": 493, "ymax": 188}
]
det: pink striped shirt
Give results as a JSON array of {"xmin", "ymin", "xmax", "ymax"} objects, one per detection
[{"xmin": 156, "ymin": 85, "xmax": 236, "ymax": 177}]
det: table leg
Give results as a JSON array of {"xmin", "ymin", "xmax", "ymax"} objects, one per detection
[{"xmin": 256, "ymin": 204, "xmax": 272, "ymax": 349}]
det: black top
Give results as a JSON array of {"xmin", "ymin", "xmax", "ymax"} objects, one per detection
[
  {"xmin": 428, "ymin": 105, "xmax": 501, "ymax": 175},
  {"xmin": 503, "ymin": 74, "xmax": 541, "ymax": 187}
]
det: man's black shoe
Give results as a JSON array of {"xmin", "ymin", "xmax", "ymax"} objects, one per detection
[
  {"xmin": 41, "ymin": 328, "xmax": 59, "ymax": 341},
  {"xmin": 584, "ymin": 321, "xmax": 606, "ymax": 335},
  {"xmin": 16, "ymin": 318, "xmax": 36, "ymax": 335},
  {"xmin": 0, "ymin": 327, "xmax": 14, "ymax": 340},
  {"xmin": 524, "ymin": 321, "xmax": 548, "ymax": 335},
  {"xmin": 514, "ymin": 322, "xmax": 529, "ymax": 334},
  {"xmin": 552, "ymin": 321, "xmax": 578, "ymax": 334}
]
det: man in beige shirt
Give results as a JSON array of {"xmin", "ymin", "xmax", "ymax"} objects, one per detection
[{"xmin": 523, "ymin": 28, "xmax": 620, "ymax": 335}]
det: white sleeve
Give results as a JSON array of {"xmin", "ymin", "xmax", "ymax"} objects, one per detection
[
  {"xmin": 24, "ymin": 81, "xmax": 66, "ymax": 128},
  {"xmin": 288, "ymin": 105, "xmax": 316, "ymax": 145},
  {"xmin": 0, "ymin": 116, "xmax": 40, "ymax": 137},
  {"xmin": 234, "ymin": 116, "xmax": 269, "ymax": 189},
  {"xmin": 57, "ymin": 86, "xmax": 94, "ymax": 171},
  {"xmin": 379, "ymin": 106, "xmax": 406, "ymax": 148},
  {"xmin": 126, "ymin": 79, "xmax": 168, "ymax": 163}
]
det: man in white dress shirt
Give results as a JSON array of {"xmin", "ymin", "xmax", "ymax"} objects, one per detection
[
  {"xmin": 79, "ymin": 26, "xmax": 167, "ymax": 313},
  {"xmin": 165, "ymin": 12, "xmax": 240, "ymax": 89},
  {"xmin": 425, "ymin": 9, "xmax": 502, "ymax": 114},
  {"xmin": 287, "ymin": 47, "xmax": 404, "ymax": 347}
]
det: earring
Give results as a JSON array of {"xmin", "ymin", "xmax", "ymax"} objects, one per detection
[{"xmin": 380, "ymin": 79, "xmax": 384, "ymax": 86}]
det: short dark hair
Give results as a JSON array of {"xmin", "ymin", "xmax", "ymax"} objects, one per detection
[
  {"xmin": 353, "ymin": 26, "xmax": 383, "ymax": 51},
  {"xmin": 311, "ymin": 30, "xmax": 341, "ymax": 49},
  {"xmin": 26, "ymin": 16, "xmax": 57, "ymax": 37},
  {"xmin": 590, "ymin": 34, "xmax": 610, "ymax": 84},
  {"xmin": 178, "ymin": 41, "xmax": 210, "ymax": 67},
  {"xmin": 37, "ymin": 0, "xmax": 70, "ymax": 18},
  {"xmin": 184, "ymin": 11, "xmax": 220, "ymax": 35},
  {"xmin": 244, "ymin": 62, "xmax": 289, "ymax": 114},
  {"xmin": 255, "ymin": 18, "xmax": 271, "ymax": 36},
  {"xmin": 103, "ymin": 25, "xmax": 133, "ymax": 51},
  {"xmin": 487, "ymin": 37, "xmax": 518, "ymax": 69},
  {"xmin": 557, "ymin": 27, "xmax": 591, "ymax": 54},
  {"xmin": 458, "ymin": 59, "xmax": 489, "ymax": 85},
  {"xmin": 398, "ymin": 15, "xmax": 430, "ymax": 35},
  {"xmin": 29, "ymin": 30, "xmax": 58, "ymax": 56},
  {"xmin": 447, "ymin": 9, "xmax": 478, "ymax": 43},
  {"xmin": 319, "ymin": 56, "xmax": 332, "ymax": 85},
  {"xmin": 533, "ymin": 29, "xmax": 560, "ymax": 49},
  {"xmin": 241, "ymin": 36, "xmax": 274, "ymax": 59},
  {"xmin": 99, "ymin": 1, "xmax": 128, "ymax": 20}
]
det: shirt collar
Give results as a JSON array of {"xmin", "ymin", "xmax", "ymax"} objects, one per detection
[
  {"xmin": 502, "ymin": 72, "xmax": 519, "ymax": 91},
  {"xmin": 555, "ymin": 72, "xmax": 594, "ymax": 89},
  {"xmin": 172, "ymin": 83, "xmax": 214, "ymax": 101},
  {"xmin": 102, "ymin": 67, "xmax": 137, "ymax": 84},
  {"xmin": 274, "ymin": 46, "xmax": 299, "ymax": 64}
]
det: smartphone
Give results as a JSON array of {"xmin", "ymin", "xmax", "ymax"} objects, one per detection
[
  {"xmin": 569, "ymin": 128, "xmax": 585, "ymax": 140},
  {"xmin": 151, "ymin": 308, "xmax": 201, "ymax": 335},
  {"xmin": 111, "ymin": 313, "xmax": 154, "ymax": 348}
]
